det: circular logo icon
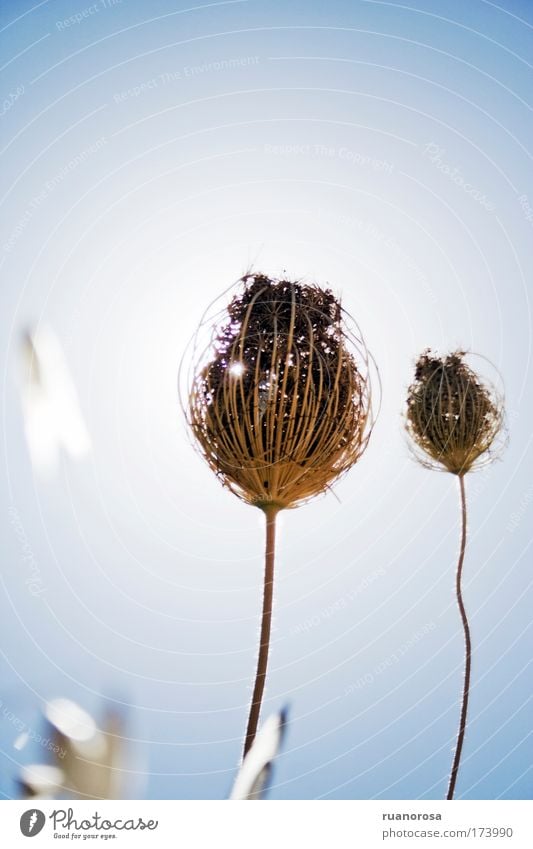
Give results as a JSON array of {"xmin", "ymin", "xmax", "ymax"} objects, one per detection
[{"xmin": 20, "ymin": 809, "xmax": 46, "ymax": 837}]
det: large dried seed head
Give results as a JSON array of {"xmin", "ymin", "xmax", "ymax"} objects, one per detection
[
  {"xmin": 406, "ymin": 349, "xmax": 505, "ymax": 475},
  {"xmin": 185, "ymin": 273, "xmax": 375, "ymax": 510}
]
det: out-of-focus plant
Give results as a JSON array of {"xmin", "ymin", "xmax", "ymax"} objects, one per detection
[
  {"xmin": 19, "ymin": 326, "xmax": 91, "ymax": 476},
  {"xmin": 18, "ymin": 699, "xmax": 126, "ymax": 800},
  {"xmin": 406, "ymin": 350, "xmax": 506, "ymax": 799},
  {"xmin": 229, "ymin": 708, "xmax": 287, "ymax": 800},
  {"xmin": 183, "ymin": 273, "xmax": 376, "ymax": 758}
]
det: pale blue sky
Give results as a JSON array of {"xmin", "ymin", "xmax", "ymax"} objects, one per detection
[{"xmin": 1, "ymin": 0, "xmax": 532, "ymax": 800}]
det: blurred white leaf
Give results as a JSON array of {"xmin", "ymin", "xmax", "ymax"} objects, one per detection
[
  {"xmin": 20, "ymin": 326, "xmax": 90, "ymax": 475},
  {"xmin": 230, "ymin": 708, "xmax": 287, "ymax": 800},
  {"xmin": 19, "ymin": 764, "xmax": 64, "ymax": 799},
  {"xmin": 13, "ymin": 730, "xmax": 30, "ymax": 751},
  {"xmin": 45, "ymin": 698, "xmax": 97, "ymax": 743},
  {"xmin": 44, "ymin": 699, "xmax": 126, "ymax": 800}
]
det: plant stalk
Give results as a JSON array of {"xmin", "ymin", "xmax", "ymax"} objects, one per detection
[
  {"xmin": 243, "ymin": 506, "xmax": 278, "ymax": 759},
  {"xmin": 447, "ymin": 474, "xmax": 471, "ymax": 800}
]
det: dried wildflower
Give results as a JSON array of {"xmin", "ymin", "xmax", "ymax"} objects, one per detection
[
  {"xmin": 406, "ymin": 350, "xmax": 503, "ymax": 475},
  {"xmin": 184, "ymin": 273, "xmax": 376, "ymax": 757},
  {"xmin": 188, "ymin": 274, "xmax": 373, "ymax": 511},
  {"xmin": 405, "ymin": 350, "xmax": 506, "ymax": 799}
]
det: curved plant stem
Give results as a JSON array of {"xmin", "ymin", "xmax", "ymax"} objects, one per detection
[
  {"xmin": 447, "ymin": 474, "xmax": 471, "ymax": 800},
  {"xmin": 243, "ymin": 506, "xmax": 278, "ymax": 759}
]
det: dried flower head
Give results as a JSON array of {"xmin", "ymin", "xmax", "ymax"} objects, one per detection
[
  {"xmin": 406, "ymin": 349, "xmax": 505, "ymax": 476},
  {"xmin": 186, "ymin": 273, "xmax": 375, "ymax": 511},
  {"xmin": 405, "ymin": 349, "xmax": 506, "ymax": 799}
]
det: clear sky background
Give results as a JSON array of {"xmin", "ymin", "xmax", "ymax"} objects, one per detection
[{"xmin": 0, "ymin": 0, "xmax": 532, "ymax": 800}]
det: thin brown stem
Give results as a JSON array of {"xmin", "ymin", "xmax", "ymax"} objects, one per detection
[
  {"xmin": 447, "ymin": 474, "xmax": 471, "ymax": 800},
  {"xmin": 243, "ymin": 507, "xmax": 278, "ymax": 759}
]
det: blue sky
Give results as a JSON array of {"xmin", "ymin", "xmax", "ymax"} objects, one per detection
[{"xmin": 1, "ymin": 0, "xmax": 532, "ymax": 800}]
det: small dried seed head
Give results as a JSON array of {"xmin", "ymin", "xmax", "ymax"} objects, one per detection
[
  {"xmin": 406, "ymin": 349, "xmax": 505, "ymax": 475},
  {"xmin": 186, "ymin": 273, "xmax": 375, "ymax": 510}
]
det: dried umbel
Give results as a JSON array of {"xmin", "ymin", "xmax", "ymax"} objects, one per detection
[
  {"xmin": 184, "ymin": 273, "xmax": 376, "ymax": 759},
  {"xmin": 405, "ymin": 349, "xmax": 506, "ymax": 800},
  {"xmin": 406, "ymin": 350, "xmax": 504, "ymax": 475},
  {"xmin": 188, "ymin": 273, "xmax": 373, "ymax": 511}
]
